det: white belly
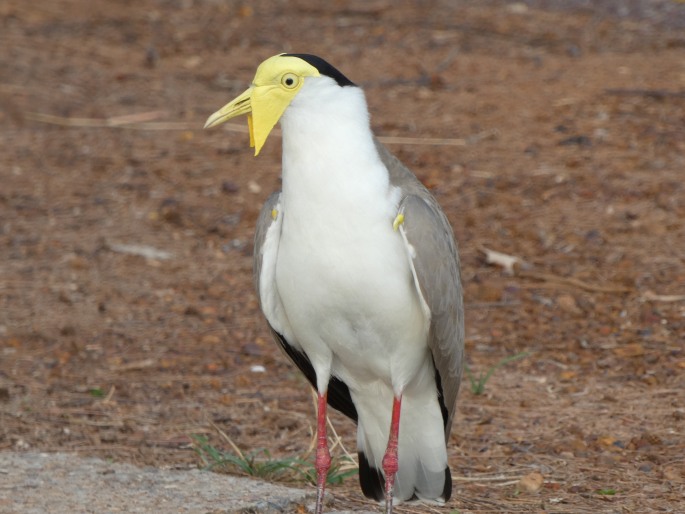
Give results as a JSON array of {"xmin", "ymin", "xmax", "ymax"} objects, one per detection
[{"xmin": 275, "ymin": 216, "xmax": 429, "ymax": 393}]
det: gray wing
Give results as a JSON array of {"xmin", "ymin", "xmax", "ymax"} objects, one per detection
[
  {"xmin": 376, "ymin": 140, "xmax": 465, "ymax": 439},
  {"xmin": 252, "ymin": 192, "xmax": 281, "ymax": 295}
]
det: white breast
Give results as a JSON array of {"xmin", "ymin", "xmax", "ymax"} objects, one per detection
[{"xmin": 269, "ymin": 76, "xmax": 430, "ymax": 394}]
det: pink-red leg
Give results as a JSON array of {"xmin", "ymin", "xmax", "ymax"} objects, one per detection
[
  {"xmin": 382, "ymin": 395, "xmax": 403, "ymax": 514},
  {"xmin": 314, "ymin": 391, "xmax": 331, "ymax": 514}
]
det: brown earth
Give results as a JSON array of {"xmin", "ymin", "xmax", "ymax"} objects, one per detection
[{"xmin": 1, "ymin": 1, "xmax": 684, "ymax": 512}]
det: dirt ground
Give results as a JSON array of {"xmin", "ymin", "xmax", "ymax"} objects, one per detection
[{"xmin": 1, "ymin": 1, "xmax": 684, "ymax": 512}]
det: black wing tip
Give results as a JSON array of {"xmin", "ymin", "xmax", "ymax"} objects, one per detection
[
  {"xmin": 272, "ymin": 330, "xmax": 358, "ymax": 422},
  {"xmin": 328, "ymin": 376, "xmax": 358, "ymax": 423},
  {"xmin": 282, "ymin": 53, "xmax": 356, "ymax": 87},
  {"xmin": 433, "ymin": 363, "xmax": 450, "ymax": 431}
]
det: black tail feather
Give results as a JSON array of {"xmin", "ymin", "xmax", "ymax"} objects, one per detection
[
  {"xmin": 359, "ymin": 451, "xmax": 452, "ymax": 502},
  {"xmin": 358, "ymin": 451, "xmax": 384, "ymax": 501},
  {"xmin": 442, "ymin": 466, "xmax": 452, "ymax": 501}
]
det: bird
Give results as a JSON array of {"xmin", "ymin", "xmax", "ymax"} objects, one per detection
[{"xmin": 205, "ymin": 53, "xmax": 464, "ymax": 514}]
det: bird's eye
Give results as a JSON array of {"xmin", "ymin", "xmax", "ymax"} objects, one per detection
[{"xmin": 281, "ymin": 73, "xmax": 299, "ymax": 89}]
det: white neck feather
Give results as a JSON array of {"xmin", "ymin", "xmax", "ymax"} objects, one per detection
[{"xmin": 279, "ymin": 77, "xmax": 398, "ymax": 224}]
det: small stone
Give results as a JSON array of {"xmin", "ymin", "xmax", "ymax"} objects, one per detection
[
  {"xmin": 557, "ymin": 294, "xmax": 582, "ymax": 315},
  {"xmin": 247, "ymin": 180, "xmax": 262, "ymax": 194},
  {"xmin": 518, "ymin": 471, "xmax": 544, "ymax": 493},
  {"xmin": 221, "ymin": 180, "xmax": 240, "ymax": 194}
]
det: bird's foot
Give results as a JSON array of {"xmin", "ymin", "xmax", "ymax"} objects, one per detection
[
  {"xmin": 314, "ymin": 443, "xmax": 331, "ymax": 513},
  {"xmin": 382, "ymin": 446, "xmax": 398, "ymax": 514},
  {"xmin": 384, "ymin": 493, "xmax": 395, "ymax": 514},
  {"xmin": 314, "ymin": 483, "xmax": 327, "ymax": 514}
]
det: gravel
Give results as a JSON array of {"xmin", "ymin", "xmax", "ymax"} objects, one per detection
[{"xmin": 0, "ymin": 452, "xmax": 373, "ymax": 514}]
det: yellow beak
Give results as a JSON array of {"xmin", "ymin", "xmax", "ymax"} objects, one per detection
[
  {"xmin": 204, "ymin": 86, "xmax": 260, "ymax": 151},
  {"xmin": 204, "ymin": 87, "xmax": 252, "ymax": 130},
  {"xmin": 204, "ymin": 82, "xmax": 295, "ymax": 156}
]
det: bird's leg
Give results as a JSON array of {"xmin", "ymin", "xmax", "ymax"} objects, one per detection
[
  {"xmin": 382, "ymin": 395, "xmax": 403, "ymax": 514},
  {"xmin": 314, "ymin": 391, "xmax": 331, "ymax": 514}
]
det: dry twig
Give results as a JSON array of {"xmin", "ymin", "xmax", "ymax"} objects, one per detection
[
  {"xmin": 605, "ymin": 88, "xmax": 685, "ymax": 99},
  {"xmin": 517, "ymin": 270, "xmax": 632, "ymax": 294},
  {"xmin": 209, "ymin": 421, "xmax": 246, "ymax": 461},
  {"xmin": 27, "ymin": 111, "xmax": 481, "ymax": 146},
  {"xmin": 377, "ymin": 135, "xmax": 466, "ymax": 146},
  {"xmin": 642, "ymin": 290, "xmax": 685, "ymax": 302},
  {"xmin": 326, "ymin": 417, "xmax": 358, "ymax": 469}
]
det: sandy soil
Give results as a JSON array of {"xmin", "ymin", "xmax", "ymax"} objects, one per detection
[{"xmin": 1, "ymin": 1, "xmax": 684, "ymax": 512}]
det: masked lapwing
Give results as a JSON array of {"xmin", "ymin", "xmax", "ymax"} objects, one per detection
[{"xmin": 205, "ymin": 53, "xmax": 464, "ymax": 514}]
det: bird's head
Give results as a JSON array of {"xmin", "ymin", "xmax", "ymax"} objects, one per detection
[{"xmin": 204, "ymin": 53, "xmax": 355, "ymax": 156}]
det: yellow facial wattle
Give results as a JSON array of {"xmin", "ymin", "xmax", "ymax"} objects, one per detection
[{"xmin": 204, "ymin": 54, "xmax": 320, "ymax": 155}]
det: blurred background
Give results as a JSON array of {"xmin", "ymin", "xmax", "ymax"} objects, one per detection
[{"xmin": 1, "ymin": 1, "xmax": 684, "ymax": 511}]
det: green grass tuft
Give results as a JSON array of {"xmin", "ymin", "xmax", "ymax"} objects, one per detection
[
  {"xmin": 465, "ymin": 352, "xmax": 529, "ymax": 395},
  {"xmin": 88, "ymin": 387, "xmax": 106, "ymax": 398},
  {"xmin": 191, "ymin": 434, "xmax": 357, "ymax": 485}
]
